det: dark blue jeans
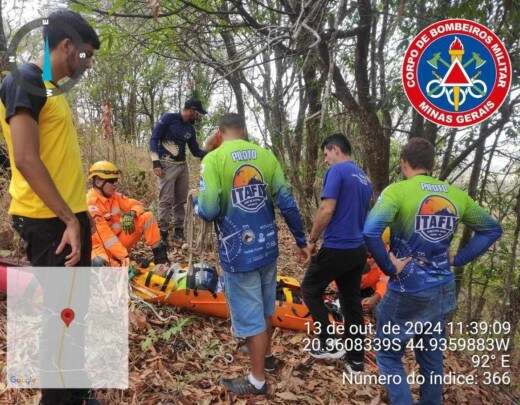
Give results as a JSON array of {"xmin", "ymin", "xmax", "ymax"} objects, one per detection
[{"xmin": 375, "ymin": 281, "xmax": 456, "ymax": 405}]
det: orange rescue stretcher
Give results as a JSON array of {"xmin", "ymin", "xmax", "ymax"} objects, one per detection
[{"xmin": 130, "ymin": 263, "xmax": 343, "ymax": 332}]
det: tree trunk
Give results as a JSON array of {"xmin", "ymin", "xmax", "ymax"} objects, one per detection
[
  {"xmin": 465, "ymin": 262, "xmax": 475, "ymax": 323},
  {"xmin": 359, "ymin": 110, "xmax": 389, "ymax": 195},
  {"xmin": 127, "ymin": 86, "xmax": 137, "ymax": 142},
  {"xmin": 301, "ymin": 50, "xmax": 324, "ymax": 225},
  {"xmin": 318, "ymin": 0, "xmax": 389, "ymax": 195},
  {"xmin": 503, "ymin": 186, "xmax": 520, "ymax": 347},
  {"xmin": 472, "ymin": 247, "xmax": 497, "ymax": 322},
  {"xmin": 454, "ymin": 127, "xmax": 486, "ymax": 299},
  {"xmin": 267, "ymin": 48, "xmax": 289, "ymax": 163},
  {"xmin": 282, "ymin": 78, "xmax": 307, "ymax": 213},
  {"xmin": 0, "ymin": 1, "xmax": 8, "ymax": 74},
  {"xmin": 407, "ymin": 0, "xmax": 438, "ymax": 144},
  {"xmin": 409, "ymin": 111, "xmax": 424, "ymax": 139},
  {"xmin": 479, "ymin": 132, "xmax": 500, "ymax": 204},
  {"xmin": 220, "ymin": 28, "xmax": 246, "ymax": 119},
  {"xmin": 439, "ymin": 128, "xmax": 457, "ymax": 178}
]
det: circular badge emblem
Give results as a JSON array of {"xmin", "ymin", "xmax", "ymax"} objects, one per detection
[
  {"xmin": 7, "ymin": 18, "xmax": 89, "ymax": 97},
  {"xmin": 402, "ymin": 19, "xmax": 511, "ymax": 128},
  {"xmin": 415, "ymin": 195, "xmax": 458, "ymax": 243},
  {"xmin": 242, "ymin": 229, "xmax": 256, "ymax": 245}
]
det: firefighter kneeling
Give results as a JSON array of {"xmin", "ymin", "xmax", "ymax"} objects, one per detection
[{"xmin": 87, "ymin": 161, "xmax": 169, "ymax": 267}]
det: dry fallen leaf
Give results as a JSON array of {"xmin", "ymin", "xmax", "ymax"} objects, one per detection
[
  {"xmin": 129, "ymin": 308, "xmax": 149, "ymax": 331},
  {"xmin": 276, "ymin": 391, "xmax": 299, "ymax": 401}
]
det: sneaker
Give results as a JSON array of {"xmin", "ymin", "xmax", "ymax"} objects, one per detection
[
  {"xmin": 220, "ymin": 375, "xmax": 267, "ymax": 395},
  {"xmin": 264, "ymin": 355, "xmax": 280, "ymax": 372},
  {"xmin": 345, "ymin": 360, "xmax": 364, "ymax": 374},
  {"xmin": 309, "ymin": 339, "xmax": 346, "ymax": 360}
]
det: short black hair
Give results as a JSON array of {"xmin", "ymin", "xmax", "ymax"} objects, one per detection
[
  {"xmin": 44, "ymin": 9, "xmax": 100, "ymax": 50},
  {"xmin": 400, "ymin": 137, "xmax": 435, "ymax": 171},
  {"xmin": 321, "ymin": 133, "xmax": 352, "ymax": 155},
  {"xmin": 219, "ymin": 113, "xmax": 246, "ymax": 132}
]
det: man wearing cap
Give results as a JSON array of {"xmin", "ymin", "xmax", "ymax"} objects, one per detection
[{"xmin": 150, "ymin": 97, "xmax": 211, "ymax": 246}]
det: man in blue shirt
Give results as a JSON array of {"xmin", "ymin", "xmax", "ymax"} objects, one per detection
[
  {"xmin": 149, "ymin": 97, "xmax": 210, "ymax": 246},
  {"xmin": 301, "ymin": 133, "xmax": 372, "ymax": 373}
]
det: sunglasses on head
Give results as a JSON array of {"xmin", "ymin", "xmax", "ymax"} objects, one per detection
[{"xmin": 105, "ymin": 178, "xmax": 118, "ymax": 184}]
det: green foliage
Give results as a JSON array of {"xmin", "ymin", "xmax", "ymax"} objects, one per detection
[
  {"xmin": 140, "ymin": 329, "xmax": 156, "ymax": 351},
  {"xmin": 388, "ymin": 138, "xmax": 402, "ymax": 183},
  {"xmin": 141, "ymin": 316, "xmax": 194, "ymax": 351},
  {"xmin": 160, "ymin": 317, "xmax": 194, "ymax": 341},
  {"xmin": 199, "ymin": 338, "xmax": 220, "ymax": 359}
]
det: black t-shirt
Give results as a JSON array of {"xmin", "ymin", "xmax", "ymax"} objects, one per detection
[{"xmin": 0, "ymin": 63, "xmax": 47, "ymax": 123}]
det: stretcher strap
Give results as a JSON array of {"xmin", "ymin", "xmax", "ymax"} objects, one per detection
[
  {"xmin": 291, "ymin": 305, "xmax": 310, "ymax": 319},
  {"xmin": 161, "ymin": 269, "xmax": 174, "ymax": 292},
  {"xmin": 145, "ymin": 270, "xmax": 154, "ymax": 287}
]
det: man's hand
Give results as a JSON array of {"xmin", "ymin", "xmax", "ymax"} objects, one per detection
[
  {"xmin": 153, "ymin": 167, "xmax": 164, "ymax": 177},
  {"xmin": 204, "ymin": 129, "xmax": 222, "ymax": 151},
  {"xmin": 153, "ymin": 263, "xmax": 169, "ymax": 276},
  {"xmin": 299, "ymin": 243, "xmax": 314, "ymax": 265},
  {"xmin": 362, "ymin": 295, "xmax": 380, "ymax": 311},
  {"xmin": 389, "ymin": 252, "xmax": 412, "ymax": 274},
  {"xmin": 55, "ymin": 216, "xmax": 81, "ymax": 266}
]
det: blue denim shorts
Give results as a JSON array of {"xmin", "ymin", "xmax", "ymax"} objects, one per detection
[{"xmin": 223, "ymin": 261, "xmax": 277, "ymax": 338}]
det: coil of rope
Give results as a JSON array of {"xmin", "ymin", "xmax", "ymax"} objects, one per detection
[{"xmin": 183, "ymin": 190, "xmax": 220, "ymax": 273}]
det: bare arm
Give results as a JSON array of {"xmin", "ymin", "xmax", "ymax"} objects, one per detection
[
  {"xmin": 309, "ymin": 198, "xmax": 336, "ymax": 243},
  {"xmin": 10, "ymin": 110, "xmax": 81, "ymax": 265}
]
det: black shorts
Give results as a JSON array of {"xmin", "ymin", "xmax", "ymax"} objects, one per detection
[
  {"xmin": 11, "ymin": 212, "xmax": 92, "ymax": 404},
  {"xmin": 12, "ymin": 212, "xmax": 91, "ymax": 266}
]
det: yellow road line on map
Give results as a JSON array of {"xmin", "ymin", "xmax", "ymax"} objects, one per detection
[{"xmin": 57, "ymin": 268, "xmax": 78, "ymax": 388}]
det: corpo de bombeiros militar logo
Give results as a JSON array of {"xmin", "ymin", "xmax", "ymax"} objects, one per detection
[{"xmin": 402, "ymin": 19, "xmax": 511, "ymax": 128}]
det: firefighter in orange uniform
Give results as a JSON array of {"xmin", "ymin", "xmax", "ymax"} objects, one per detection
[
  {"xmin": 360, "ymin": 228, "xmax": 390, "ymax": 311},
  {"xmin": 87, "ymin": 161, "xmax": 168, "ymax": 266},
  {"xmin": 360, "ymin": 256, "xmax": 388, "ymax": 311}
]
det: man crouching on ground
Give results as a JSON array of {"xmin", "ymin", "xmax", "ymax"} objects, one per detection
[{"xmin": 194, "ymin": 113, "xmax": 311, "ymax": 395}]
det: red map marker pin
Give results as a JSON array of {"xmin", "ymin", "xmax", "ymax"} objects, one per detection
[{"xmin": 61, "ymin": 308, "xmax": 75, "ymax": 327}]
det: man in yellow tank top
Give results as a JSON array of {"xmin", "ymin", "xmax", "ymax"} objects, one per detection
[{"xmin": 0, "ymin": 9, "xmax": 100, "ymax": 405}]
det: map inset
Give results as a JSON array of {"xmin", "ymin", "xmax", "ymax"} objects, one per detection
[{"xmin": 7, "ymin": 267, "xmax": 128, "ymax": 389}]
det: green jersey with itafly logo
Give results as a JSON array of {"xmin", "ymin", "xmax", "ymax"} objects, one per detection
[
  {"xmin": 194, "ymin": 139, "xmax": 306, "ymax": 273},
  {"xmin": 363, "ymin": 174, "xmax": 502, "ymax": 293}
]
